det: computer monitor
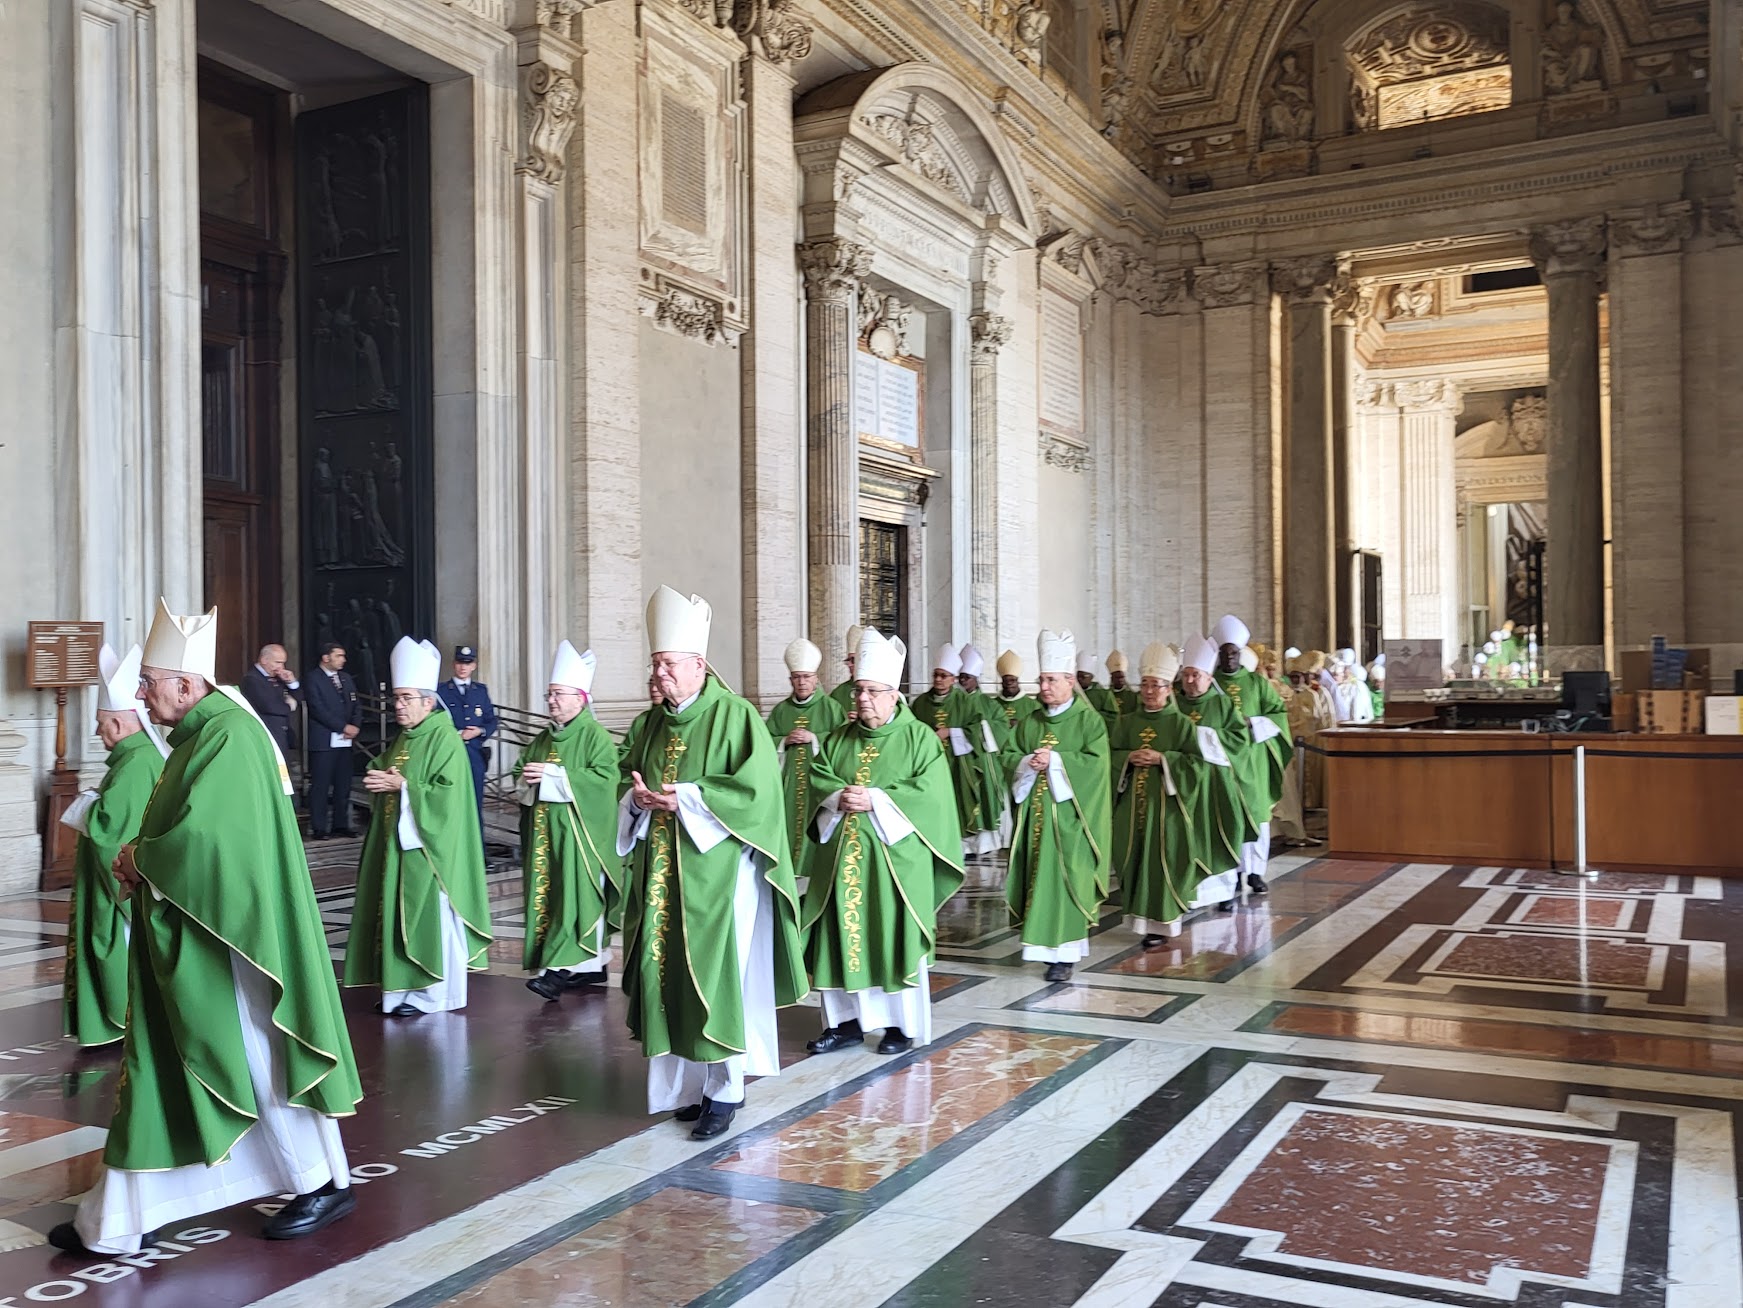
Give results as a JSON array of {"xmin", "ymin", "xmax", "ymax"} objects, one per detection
[{"xmin": 1560, "ymin": 669, "xmax": 1611, "ymax": 717}]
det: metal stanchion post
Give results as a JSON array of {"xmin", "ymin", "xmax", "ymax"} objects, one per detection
[{"xmin": 1556, "ymin": 743, "xmax": 1601, "ymax": 879}]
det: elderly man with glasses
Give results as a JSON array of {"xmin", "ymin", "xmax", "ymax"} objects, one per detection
[
  {"xmin": 513, "ymin": 641, "xmax": 621, "ymax": 1002},
  {"xmin": 343, "ymin": 637, "xmax": 492, "ymax": 1017}
]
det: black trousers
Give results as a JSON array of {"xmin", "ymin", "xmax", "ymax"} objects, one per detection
[{"xmin": 308, "ymin": 747, "xmax": 356, "ymax": 836}]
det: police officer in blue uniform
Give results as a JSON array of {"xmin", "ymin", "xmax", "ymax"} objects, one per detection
[{"xmin": 438, "ymin": 643, "xmax": 497, "ymax": 830}]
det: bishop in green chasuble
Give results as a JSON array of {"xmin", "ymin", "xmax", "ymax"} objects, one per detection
[
  {"xmin": 1175, "ymin": 635, "xmax": 1262, "ymax": 911},
  {"xmin": 1004, "ymin": 632, "xmax": 1113, "ymax": 982},
  {"xmin": 1110, "ymin": 644, "xmax": 1246, "ymax": 945},
  {"xmin": 765, "ymin": 638, "xmax": 848, "ymax": 871},
  {"xmin": 345, "ymin": 638, "xmax": 492, "ymax": 1016},
  {"xmin": 1210, "ymin": 615, "xmax": 1295, "ymax": 895},
  {"xmin": 800, "ymin": 630, "xmax": 964, "ymax": 1055},
  {"xmin": 63, "ymin": 643, "xmax": 167, "ymax": 1049},
  {"xmin": 911, "ymin": 644, "xmax": 1003, "ymax": 857},
  {"xmin": 514, "ymin": 640, "xmax": 622, "ymax": 1001},
  {"xmin": 65, "ymin": 602, "xmax": 361, "ymax": 1257},
  {"xmin": 1074, "ymin": 652, "xmax": 1123, "ymax": 726},
  {"xmin": 992, "ymin": 649, "xmax": 1039, "ymax": 733},
  {"xmin": 617, "ymin": 588, "xmax": 807, "ymax": 1140}
]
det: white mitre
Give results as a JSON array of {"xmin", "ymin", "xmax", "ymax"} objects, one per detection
[
  {"xmin": 995, "ymin": 649, "xmax": 1023, "ymax": 678},
  {"xmin": 1039, "ymin": 629, "xmax": 1077, "ymax": 676},
  {"xmin": 1284, "ymin": 646, "xmax": 1302, "ymax": 660},
  {"xmin": 959, "ymin": 644, "xmax": 986, "ymax": 677},
  {"xmin": 1139, "ymin": 641, "xmax": 1181, "ymax": 683},
  {"xmin": 97, "ymin": 643, "xmax": 143, "ymax": 714},
  {"xmin": 1181, "ymin": 634, "xmax": 1218, "ymax": 674},
  {"xmin": 142, "ymin": 598, "xmax": 218, "ymax": 683},
  {"xmin": 549, "ymin": 639, "xmax": 597, "ymax": 694},
  {"xmin": 783, "ymin": 639, "xmax": 823, "ymax": 675},
  {"xmin": 1211, "ymin": 614, "xmax": 1250, "ymax": 649},
  {"xmin": 647, "ymin": 586, "xmax": 711, "ymax": 657},
  {"xmin": 1337, "ymin": 646, "xmax": 1358, "ymax": 665},
  {"xmin": 1105, "ymin": 649, "xmax": 1129, "ymax": 674},
  {"xmin": 856, "ymin": 628, "xmax": 906, "ymax": 690},
  {"xmin": 933, "ymin": 643, "xmax": 963, "ymax": 676},
  {"xmin": 845, "ymin": 624, "xmax": 865, "ymax": 656},
  {"xmin": 390, "ymin": 636, "xmax": 442, "ymax": 692},
  {"xmin": 1240, "ymin": 646, "xmax": 1259, "ymax": 672},
  {"xmin": 1074, "ymin": 650, "xmax": 1100, "ymax": 676}
]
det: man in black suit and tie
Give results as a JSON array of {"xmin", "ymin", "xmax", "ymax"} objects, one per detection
[
  {"xmin": 305, "ymin": 642, "xmax": 363, "ymax": 840},
  {"xmin": 240, "ymin": 643, "xmax": 300, "ymax": 758},
  {"xmin": 438, "ymin": 644, "xmax": 497, "ymax": 830}
]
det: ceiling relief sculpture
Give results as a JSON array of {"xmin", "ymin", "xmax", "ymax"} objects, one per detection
[{"xmin": 1016, "ymin": 0, "xmax": 1712, "ymax": 192}]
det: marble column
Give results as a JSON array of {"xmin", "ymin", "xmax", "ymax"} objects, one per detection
[
  {"xmin": 1530, "ymin": 217, "xmax": 1608, "ymax": 666},
  {"xmin": 738, "ymin": 51, "xmax": 804, "ymax": 700},
  {"xmin": 1394, "ymin": 379, "xmax": 1461, "ymax": 650},
  {"xmin": 969, "ymin": 309, "xmax": 1013, "ymax": 652},
  {"xmin": 1607, "ymin": 203, "xmax": 1694, "ymax": 647},
  {"xmin": 800, "ymin": 239, "xmax": 874, "ymax": 658},
  {"xmin": 1329, "ymin": 276, "xmax": 1365, "ymax": 652},
  {"xmin": 1274, "ymin": 256, "xmax": 1338, "ymax": 651},
  {"xmin": 512, "ymin": 12, "xmax": 583, "ymax": 701}
]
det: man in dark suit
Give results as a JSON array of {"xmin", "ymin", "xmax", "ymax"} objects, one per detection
[
  {"xmin": 240, "ymin": 643, "xmax": 300, "ymax": 759},
  {"xmin": 305, "ymin": 641, "xmax": 362, "ymax": 840},
  {"xmin": 438, "ymin": 644, "xmax": 497, "ymax": 829}
]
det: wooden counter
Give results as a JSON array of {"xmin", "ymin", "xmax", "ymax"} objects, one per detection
[{"xmin": 1323, "ymin": 729, "xmax": 1742, "ymax": 872}]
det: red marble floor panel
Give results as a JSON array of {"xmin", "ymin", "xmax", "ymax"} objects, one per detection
[
  {"xmin": 1515, "ymin": 896, "xmax": 1631, "ymax": 929},
  {"xmin": 713, "ymin": 1028, "xmax": 1099, "ymax": 1191},
  {"xmin": 1433, "ymin": 932, "xmax": 1659, "ymax": 988},
  {"xmin": 1505, "ymin": 870, "xmax": 1678, "ymax": 894},
  {"xmin": 1106, "ymin": 912, "xmax": 1306, "ymax": 979},
  {"xmin": 0, "ymin": 1111, "xmax": 90, "ymax": 1150},
  {"xmin": 1295, "ymin": 859, "xmax": 1395, "ymax": 885},
  {"xmin": 1209, "ymin": 1107, "xmax": 1612, "ymax": 1286},
  {"xmin": 1264, "ymin": 1004, "xmax": 1743, "ymax": 1075},
  {"xmin": 441, "ymin": 1187, "xmax": 821, "ymax": 1306}
]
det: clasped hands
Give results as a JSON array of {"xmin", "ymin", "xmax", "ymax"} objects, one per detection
[
  {"xmin": 1029, "ymin": 745, "xmax": 1053, "ymax": 773},
  {"xmin": 783, "ymin": 729, "xmax": 817, "ymax": 749},
  {"xmin": 838, "ymin": 785, "xmax": 874, "ymax": 814},
  {"xmin": 1129, "ymin": 747, "xmax": 1164, "ymax": 767},
  {"xmin": 629, "ymin": 770, "xmax": 680, "ymax": 813},
  {"xmin": 363, "ymin": 766, "xmax": 406, "ymax": 794},
  {"xmin": 522, "ymin": 761, "xmax": 547, "ymax": 784}
]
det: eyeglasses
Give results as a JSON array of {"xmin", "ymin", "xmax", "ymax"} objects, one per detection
[
  {"xmin": 137, "ymin": 673, "xmax": 176, "ymax": 690},
  {"xmin": 391, "ymin": 692, "xmax": 426, "ymax": 706},
  {"xmin": 545, "ymin": 689, "xmax": 582, "ymax": 702}
]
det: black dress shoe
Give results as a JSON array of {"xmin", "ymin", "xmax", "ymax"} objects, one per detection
[
  {"xmin": 526, "ymin": 971, "xmax": 564, "ymax": 1002},
  {"xmin": 563, "ymin": 966, "xmax": 608, "ymax": 989},
  {"xmin": 876, "ymin": 1029, "xmax": 913, "ymax": 1055},
  {"xmin": 806, "ymin": 1022, "xmax": 864, "ymax": 1054},
  {"xmin": 1246, "ymin": 873, "xmax": 1268, "ymax": 895},
  {"xmin": 308, "ymin": 832, "xmax": 330, "ymax": 843},
  {"xmin": 1217, "ymin": 899, "xmax": 1238, "ymax": 912},
  {"xmin": 674, "ymin": 1097, "xmax": 712, "ymax": 1123},
  {"xmin": 262, "ymin": 1182, "xmax": 357, "ymax": 1240},
  {"xmin": 690, "ymin": 1100, "xmax": 741, "ymax": 1140},
  {"xmin": 333, "ymin": 828, "xmax": 357, "ymax": 839},
  {"xmin": 1141, "ymin": 934, "xmax": 1167, "ymax": 951},
  {"xmin": 390, "ymin": 1003, "xmax": 420, "ymax": 1018},
  {"xmin": 1044, "ymin": 962, "xmax": 1074, "ymax": 982},
  {"xmin": 48, "ymin": 1223, "xmax": 94, "ymax": 1256}
]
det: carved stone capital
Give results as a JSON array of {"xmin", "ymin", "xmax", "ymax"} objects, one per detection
[
  {"xmin": 1041, "ymin": 431, "xmax": 1090, "ymax": 473},
  {"xmin": 516, "ymin": 62, "xmax": 579, "ymax": 184},
  {"xmin": 533, "ymin": 0, "xmax": 592, "ymax": 38},
  {"xmin": 970, "ymin": 313, "xmax": 1013, "ymax": 362},
  {"xmin": 733, "ymin": 0, "xmax": 813, "ymax": 65},
  {"xmin": 1608, "ymin": 202, "xmax": 1694, "ymax": 258},
  {"xmin": 799, "ymin": 239, "xmax": 875, "ymax": 305},
  {"xmin": 1330, "ymin": 273, "xmax": 1375, "ymax": 326},
  {"xmin": 1393, "ymin": 378, "xmax": 1459, "ymax": 413},
  {"xmin": 1703, "ymin": 198, "xmax": 1743, "ymax": 245},
  {"xmin": 1529, "ymin": 216, "xmax": 1607, "ymax": 279},
  {"xmin": 1271, "ymin": 255, "xmax": 1339, "ymax": 305},
  {"xmin": 1190, "ymin": 262, "xmax": 1268, "ymax": 309}
]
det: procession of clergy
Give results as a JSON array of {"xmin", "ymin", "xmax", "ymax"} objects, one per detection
[{"xmin": 52, "ymin": 585, "xmax": 1310, "ymax": 1261}]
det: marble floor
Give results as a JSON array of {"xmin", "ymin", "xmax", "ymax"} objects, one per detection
[{"xmin": 1, "ymin": 850, "xmax": 1740, "ymax": 1306}]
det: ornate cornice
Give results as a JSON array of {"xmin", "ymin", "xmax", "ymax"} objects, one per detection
[
  {"xmin": 1608, "ymin": 201, "xmax": 1694, "ymax": 258},
  {"xmin": 799, "ymin": 239, "xmax": 875, "ymax": 305},
  {"xmin": 1528, "ymin": 215, "xmax": 1608, "ymax": 278},
  {"xmin": 1393, "ymin": 378, "xmax": 1460, "ymax": 412},
  {"xmin": 1190, "ymin": 262, "xmax": 1268, "ymax": 309},
  {"xmin": 733, "ymin": 0, "xmax": 814, "ymax": 64}
]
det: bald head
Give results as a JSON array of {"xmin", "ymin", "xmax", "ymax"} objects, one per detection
[{"xmin": 257, "ymin": 645, "xmax": 288, "ymax": 677}]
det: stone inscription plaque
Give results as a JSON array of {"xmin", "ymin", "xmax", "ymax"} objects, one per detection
[
  {"xmin": 855, "ymin": 351, "xmax": 922, "ymax": 449},
  {"xmin": 1040, "ymin": 288, "xmax": 1084, "ymax": 434}
]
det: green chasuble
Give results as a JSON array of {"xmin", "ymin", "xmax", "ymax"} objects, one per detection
[
  {"xmin": 1079, "ymin": 681, "xmax": 1122, "ymax": 725},
  {"xmin": 993, "ymin": 693, "xmax": 1038, "ymax": 733},
  {"xmin": 1110, "ymin": 686, "xmax": 1140, "ymax": 717},
  {"xmin": 1175, "ymin": 689, "xmax": 1262, "ymax": 847},
  {"xmin": 619, "ymin": 675, "xmax": 808, "ymax": 1064},
  {"xmin": 1212, "ymin": 667, "xmax": 1295, "ymax": 815},
  {"xmin": 799, "ymin": 702, "xmax": 965, "ymax": 994},
  {"xmin": 344, "ymin": 709, "xmax": 493, "ymax": 992},
  {"xmin": 909, "ymin": 687, "xmax": 1000, "ymax": 840},
  {"xmin": 513, "ymin": 711, "xmax": 622, "ymax": 971},
  {"xmin": 106, "ymin": 692, "xmax": 361, "ymax": 1171},
  {"xmin": 1003, "ymin": 698, "xmax": 1113, "ymax": 948},
  {"xmin": 765, "ymin": 692, "xmax": 848, "ymax": 870},
  {"xmin": 1109, "ymin": 703, "xmax": 1245, "ymax": 925},
  {"xmin": 828, "ymin": 681, "xmax": 857, "ymax": 718},
  {"xmin": 64, "ymin": 731, "xmax": 163, "ymax": 1047}
]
